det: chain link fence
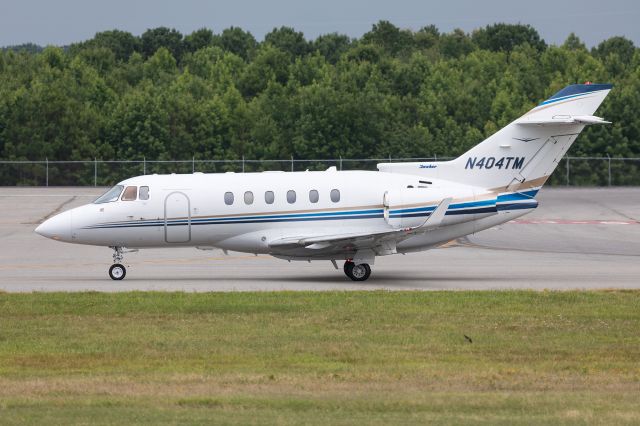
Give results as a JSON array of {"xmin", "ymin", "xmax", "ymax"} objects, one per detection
[{"xmin": 1, "ymin": 156, "xmax": 639, "ymax": 186}]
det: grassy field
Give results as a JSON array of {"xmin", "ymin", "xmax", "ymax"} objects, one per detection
[{"xmin": 0, "ymin": 291, "xmax": 639, "ymax": 425}]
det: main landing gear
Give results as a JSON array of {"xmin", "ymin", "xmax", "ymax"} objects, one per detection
[
  {"xmin": 343, "ymin": 260, "xmax": 371, "ymax": 282},
  {"xmin": 109, "ymin": 246, "xmax": 126, "ymax": 280}
]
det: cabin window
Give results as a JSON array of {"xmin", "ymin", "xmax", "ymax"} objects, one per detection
[
  {"xmin": 121, "ymin": 186, "xmax": 137, "ymax": 201},
  {"xmin": 224, "ymin": 192, "xmax": 234, "ymax": 205},
  {"xmin": 265, "ymin": 191, "xmax": 275, "ymax": 204},
  {"xmin": 287, "ymin": 190, "xmax": 296, "ymax": 204},
  {"xmin": 330, "ymin": 189, "xmax": 340, "ymax": 203},
  {"xmin": 309, "ymin": 189, "xmax": 319, "ymax": 203},
  {"xmin": 94, "ymin": 185, "xmax": 123, "ymax": 204},
  {"xmin": 139, "ymin": 186, "xmax": 150, "ymax": 200},
  {"xmin": 244, "ymin": 191, "xmax": 254, "ymax": 205}
]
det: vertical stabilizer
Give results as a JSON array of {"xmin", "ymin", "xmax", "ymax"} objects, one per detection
[{"xmin": 378, "ymin": 84, "xmax": 613, "ymax": 191}]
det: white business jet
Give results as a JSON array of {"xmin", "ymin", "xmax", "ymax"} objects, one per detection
[{"xmin": 36, "ymin": 83, "xmax": 612, "ymax": 281}]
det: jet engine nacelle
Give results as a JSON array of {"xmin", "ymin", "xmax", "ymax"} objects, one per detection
[{"xmin": 383, "ymin": 188, "xmax": 434, "ymax": 229}]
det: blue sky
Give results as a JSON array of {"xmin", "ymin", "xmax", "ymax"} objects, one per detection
[{"xmin": 1, "ymin": 0, "xmax": 638, "ymax": 47}]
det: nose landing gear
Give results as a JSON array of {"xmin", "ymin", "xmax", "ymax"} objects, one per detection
[
  {"xmin": 109, "ymin": 246, "xmax": 126, "ymax": 280},
  {"xmin": 109, "ymin": 263, "xmax": 126, "ymax": 280},
  {"xmin": 343, "ymin": 260, "xmax": 371, "ymax": 281}
]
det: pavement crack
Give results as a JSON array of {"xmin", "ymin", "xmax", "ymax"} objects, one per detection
[
  {"xmin": 460, "ymin": 237, "xmax": 640, "ymax": 257},
  {"xmin": 591, "ymin": 198, "xmax": 637, "ymax": 222},
  {"xmin": 25, "ymin": 196, "xmax": 77, "ymax": 225}
]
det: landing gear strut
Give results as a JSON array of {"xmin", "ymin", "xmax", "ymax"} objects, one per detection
[
  {"xmin": 109, "ymin": 246, "xmax": 126, "ymax": 280},
  {"xmin": 343, "ymin": 260, "xmax": 371, "ymax": 281}
]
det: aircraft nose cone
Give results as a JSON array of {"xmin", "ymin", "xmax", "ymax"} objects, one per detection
[{"xmin": 35, "ymin": 210, "xmax": 73, "ymax": 241}]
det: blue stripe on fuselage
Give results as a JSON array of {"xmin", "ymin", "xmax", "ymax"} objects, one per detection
[
  {"xmin": 496, "ymin": 189, "xmax": 538, "ymax": 202},
  {"xmin": 87, "ymin": 208, "xmax": 384, "ymax": 228},
  {"xmin": 84, "ymin": 189, "xmax": 540, "ymax": 230},
  {"xmin": 86, "ymin": 213, "xmax": 386, "ymax": 229}
]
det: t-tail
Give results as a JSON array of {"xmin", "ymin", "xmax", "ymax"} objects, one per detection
[{"xmin": 378, "ymin": 83, "xmax": 613, "ymax": 193}]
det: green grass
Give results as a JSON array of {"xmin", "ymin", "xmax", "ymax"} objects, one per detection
[{"xmin": 0, "ymin": 291, "xmax": 639, "ymax": 425}]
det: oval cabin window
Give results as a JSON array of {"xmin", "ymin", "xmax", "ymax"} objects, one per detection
[
  {"xmin": 330, "ymin": 189, "xmax": 340, "ymax": 203},
  {"xmin": 309, "ymin": 189, "xmax": 319, "ymax": 203},
  {"xmin": 265, "ymin": 191, "xmax": 275, "ymax": 204},
  {"xmin": 287, "ymin": 190, "xmax": 296, "ymax": 204},
  {"xmin": 244, "ymin": 191, "xmax": 254, "ymax": 205},
  {"xmin": 224, "ymin": 192, "xmax": 234, "ymax": 205}
]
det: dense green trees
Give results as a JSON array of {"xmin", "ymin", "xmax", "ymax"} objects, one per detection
[
  {"xmin": 472, "ymin": 23, "xmax": 546, "ymax": 53},
  {"xmin": 0, "ymin": 22, "xmax": 638, "ymax": 183}
]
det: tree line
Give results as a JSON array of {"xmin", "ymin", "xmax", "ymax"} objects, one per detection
[{"xmin": 0, "ymin": 22, "xmax": 639, "ymax": 184}]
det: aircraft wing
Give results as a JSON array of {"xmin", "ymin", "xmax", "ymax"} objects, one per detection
[{"xmin": 269, "ymin": 198, "xmax": 452, "ymax": 252}]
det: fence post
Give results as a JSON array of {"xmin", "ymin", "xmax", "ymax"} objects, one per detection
[
  {"xmin": 291, "ymin": 155, "xmax": 294, "ymax": 172},
  {"xmin": 143, "ymin": 156, "xmax": 146, "ymax": 175},
  {"xmin": 192, "ymin": 156, "xmax": 195, "ymax": 173},
  {"xmin": 242, "ymin": 155, "xmax": 245, "ymax": 173},
  {"xmin": 45, "ymin": 157, "xmax": 48, "ymax": 187},
  {"xmin": 339, "ymin": 156, "xmax": 342, "ymax": 171},
  {"xmin": 94, "ymin": 158, "xmax": 97, "ymax": 187},
  {"xmin": 566, "ymin": 156, "xmax": 570, "ymax": 186},
  {"xmin": 607, "ymin": 154, "xmax": 611, "ymax": 186}
]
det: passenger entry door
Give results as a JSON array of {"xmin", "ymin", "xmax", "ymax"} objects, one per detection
[{"xmin": 164, "ymin": 192, "xmax": 191, "ymax": 243}]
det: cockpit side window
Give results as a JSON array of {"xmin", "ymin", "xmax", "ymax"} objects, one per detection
[
  {"xmin": 94, "ymin": 185, "xmax": 124, "ymax": 204},
  {"xmin": 121, "ymin": 186, "xmax": 137, "ymax": 201},
  {"xmin": 139, "ymin": 186, "xmax": 149, "ymax": 200}
]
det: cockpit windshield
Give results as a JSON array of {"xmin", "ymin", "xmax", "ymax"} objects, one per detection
[{"xmin": 94, "ymin": 185, "xmax": 124, "ymax": 204}]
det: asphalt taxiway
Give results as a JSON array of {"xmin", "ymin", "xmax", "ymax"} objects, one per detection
[{"xmin": 0, "ymin": 187, "xmax": 638, "ymax": 292}]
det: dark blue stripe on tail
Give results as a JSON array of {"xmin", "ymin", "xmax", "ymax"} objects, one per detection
[{"xmin": 547, "ymin": 83, "xmax": 613, "ymax": 101}]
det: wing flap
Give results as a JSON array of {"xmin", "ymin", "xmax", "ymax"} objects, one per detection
[{"xmin": 268, "ymin": 229, "xmax": 395, "ymax": 249}]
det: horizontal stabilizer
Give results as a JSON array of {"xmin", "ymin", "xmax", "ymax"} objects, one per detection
[{"xmin": 517, "ymin": 115, "xmax": 611, "ymax": 126}]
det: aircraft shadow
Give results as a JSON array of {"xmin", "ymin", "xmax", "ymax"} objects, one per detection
[{"xmin": 67, "ymin": 273, "xmax": 517, "ymax": 287}]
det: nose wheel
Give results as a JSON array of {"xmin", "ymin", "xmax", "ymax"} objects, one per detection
[
  {"xmin": 343, "ymin": 261, "xmax": 371, "ymax": 281},
  {"xmin": 109, "ymin": 263, "xmax": 126, "ymax": 280},
  {"xmin": 109, "ymin": 246, "xmax": 127, "ymax": 280}
]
